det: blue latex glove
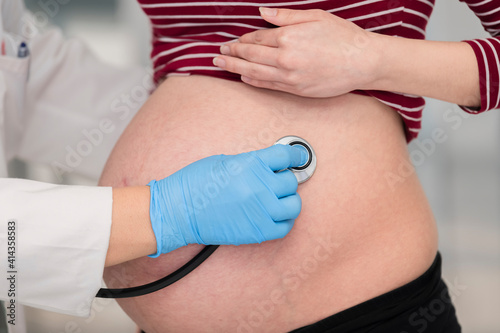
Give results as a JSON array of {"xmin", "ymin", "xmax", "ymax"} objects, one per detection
[{"xmin": 147, "ymin": 144, "xmax": 308, "ymax": 257}]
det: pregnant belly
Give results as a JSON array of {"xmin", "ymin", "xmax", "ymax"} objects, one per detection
[{"xmin": 100, "ymin": 76, "xmax": 438, "ymax": 333}]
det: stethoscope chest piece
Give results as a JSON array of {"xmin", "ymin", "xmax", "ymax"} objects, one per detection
[{"xmin": 274, "ymin": 135, "xmax": 317, "ymax": 184}]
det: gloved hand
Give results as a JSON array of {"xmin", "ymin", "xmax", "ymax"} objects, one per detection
[{"xmin": 147, "ymin": 144, "xmax": 308, "ymax": 257}]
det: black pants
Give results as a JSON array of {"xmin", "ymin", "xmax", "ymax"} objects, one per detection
[
  {"xmin": 142, "ymin": 253, "xmax": 460, "ymax": 333},
  {"xmin": 290, "ymin": 253, "xmax": 460, "ymax": 333}
]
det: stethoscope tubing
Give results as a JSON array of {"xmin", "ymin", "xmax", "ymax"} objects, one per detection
[{"xmin": 96, "ymin": 245, "xmax": 219, "ymax": 298}]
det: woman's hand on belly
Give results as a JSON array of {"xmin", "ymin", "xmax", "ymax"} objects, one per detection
[
  {"xmin": 213, "ymin": 8, "xmax": 379, "ymax": 98},
  {"xmin": 214, "ymin": 8, "xmax": 481, "ymax": 107}
]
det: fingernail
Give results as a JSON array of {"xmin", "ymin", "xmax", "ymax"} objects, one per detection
[
  {"xmin": 259, "ymin": 7, "xmax": 277, "ymax": 17},
  {"xmin": 295, "ymin": 145, "xmax": 309, "ymax": 166},
  {"xmin": 220, "ymin": 45, "xmax": 230, "ymax": 55},
  {"xmin": 300, "ymin": 150, "xmax": 308, "ymax": 166},
  {"xmin": 213, "ymin": 57, "xmax": 226, "ymax": 68}
]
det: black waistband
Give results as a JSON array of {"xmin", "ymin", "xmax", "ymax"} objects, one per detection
[{"xmin": 290, "ymin": 252, "xmax": 443, "ymax": 333}]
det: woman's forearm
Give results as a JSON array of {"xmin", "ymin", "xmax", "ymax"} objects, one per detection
[
  {"xmin": 105, "ymin": 186, "xmax": 156, "ymax": 267},
  {"xmin": 369, "ymin": 35, "xmax": 481, "ymax": 108},
  {"xmin": 216, "ymin": 8, "xmax": 482, "ymax": 108}
]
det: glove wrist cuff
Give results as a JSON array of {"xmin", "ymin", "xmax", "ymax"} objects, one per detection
[{"xmin": 147, "ymin": 179, "xmax": 188, "ymax": 257}]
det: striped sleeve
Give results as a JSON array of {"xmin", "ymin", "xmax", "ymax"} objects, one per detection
[{"xmin": 461, "ymin": 0, "xmax": 500, "ymax": 113}]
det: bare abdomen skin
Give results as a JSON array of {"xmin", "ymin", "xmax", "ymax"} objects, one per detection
[{"xmin": 100, "ymin": 76, "xmax": 438, "ymax": 333}]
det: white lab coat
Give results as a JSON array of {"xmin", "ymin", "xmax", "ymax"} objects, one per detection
[{"xmin": 0, "ymin": 0, "xmax": 149, "ymax": 327}]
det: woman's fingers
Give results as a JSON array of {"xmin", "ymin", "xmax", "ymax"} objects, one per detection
[
  {"xmin": 215, "ymin": 40, "xmax": 284, "ymax": 83},
  {"xmin": 220, "ymin": 42, "xmax": 278, "ymax": 66},
  {"xmin": 238, "ymin": 28, "xmax": 280, "ymax": 47},
  {"xmin": 259, "ymin": 7, "xmax": 326, "ymax": 27},
  {"xmin": 213, "ymin": 54, "xmax": 278, "ymax": 82}
]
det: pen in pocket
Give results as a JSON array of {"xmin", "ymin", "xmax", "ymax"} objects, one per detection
[
  {"xmin": 1, "ymin": 40, "xmax": 5, "ymax": 56},
  {"xmin": 17, "ymin": 42, "xmax": 29, "ymax": 58}
]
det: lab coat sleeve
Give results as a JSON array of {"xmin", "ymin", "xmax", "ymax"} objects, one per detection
[
  {"xmin": 15, "ymin": 15, "xmax": 152, "ymax": 181},
  {"xmin": 0, "ymin": 178, "xmax": 112, "ymax": 317}
]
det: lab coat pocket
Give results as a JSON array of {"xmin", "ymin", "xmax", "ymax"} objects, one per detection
[{"xmin": 0, "ymin": 54, "xmax": 30, "ymax": 160}]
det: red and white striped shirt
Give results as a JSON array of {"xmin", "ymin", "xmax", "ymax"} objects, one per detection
[
  {"xmin": 138, "ymin": 0, "xmax": 500, "ymax": 141},
  {"xmin": 462, "ymin": 0, "xmax": 500, "ymax": 116}
]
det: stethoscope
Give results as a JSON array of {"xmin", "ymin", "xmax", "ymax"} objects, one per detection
[{"xmin": 96, "ymin": 136, "xmax": 316, "ymax": 298}]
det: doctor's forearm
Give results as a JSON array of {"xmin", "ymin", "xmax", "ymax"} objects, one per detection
[{"xmin": 105, "ymin": 186, "xmax": 157, "ymax": 267}]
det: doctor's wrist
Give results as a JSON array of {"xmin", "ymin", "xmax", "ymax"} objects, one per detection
[{"xmin": 105, "ymin": 186, "xmax": 157, "ymax": 266}]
